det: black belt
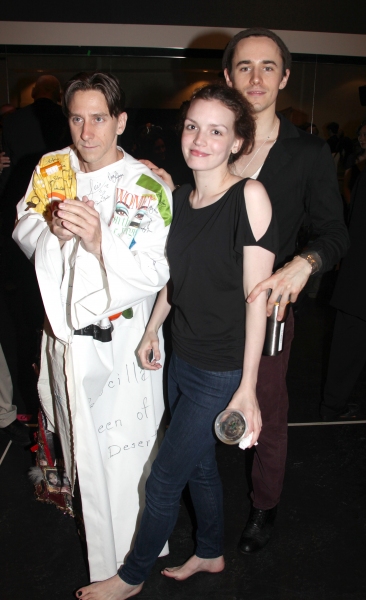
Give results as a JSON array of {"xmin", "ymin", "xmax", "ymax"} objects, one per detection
[{"xmin": 74, "ymin": 324, "xmax": 112, "ymax": 343}]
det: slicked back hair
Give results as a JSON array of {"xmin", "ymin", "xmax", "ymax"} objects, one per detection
[
  {"xmin": 222, "ymin": 27, "xmax": 292, "ymax": 78},
  {"xmin": 178, "ymin": 81, "xmax": 256, "ymax": 163},
  {"xmin": 62, "ymin": 72, "xmax": 125, "ymax": 118}
]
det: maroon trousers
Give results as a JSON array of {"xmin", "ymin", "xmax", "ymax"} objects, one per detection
[{"xmin": 251, "ymin": 308, "xmax": 295, "ymax": 510}]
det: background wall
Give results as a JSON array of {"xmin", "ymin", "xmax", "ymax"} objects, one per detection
[
  {"xmin": 1, "ymin": 11, "xmax": 365, "ymax": 143},
  {"xmin": 2, "ymin": 0, "xmax": 366, "ymax": 33},
  {"xmin": 2, "ymin": 51, "xmax": 365, "ymax": 140}
]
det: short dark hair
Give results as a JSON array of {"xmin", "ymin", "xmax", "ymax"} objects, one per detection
[
  {"xmin": 62, "ymin": 72, "xmax": 125, "ymax": 118},
  {"xmin": 357, "ymin": 121, "xmax": 366, "ymax": 135},
  {"xmin": 222, "ymin": 27, "xmax": 292, "ymax": 78},
  {"xmin": 327, "ymin": 122, "xmax": 339, "ymax": 134},
  {"xmin": 178, "ymin": 82, "xmax": 255, "ymax": 163}
]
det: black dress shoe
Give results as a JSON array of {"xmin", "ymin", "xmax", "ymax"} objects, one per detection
[
  {"xmin": 238, "ymin": 506, "xmax": 277, "ymax": 554},
  {"xmin": 0, "ymin": 419, "xmax": 31, "ymax": 446},
  {"xmin": 321, "ymin": 403, "xmax": 359, "ymax": 422}
]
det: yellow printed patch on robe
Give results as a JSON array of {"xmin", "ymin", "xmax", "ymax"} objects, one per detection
[{"xmin": 26, "ymin": 152, "xmax": 77, "ymax": 220}]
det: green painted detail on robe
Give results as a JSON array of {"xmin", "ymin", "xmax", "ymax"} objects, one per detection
[
  {"xmin": 136, "ymin": 174, "xmax": 172, "ymax": 227},
  {"xmin": 122, "ymin": 308, "xmax": 134, "ymax": 319}
]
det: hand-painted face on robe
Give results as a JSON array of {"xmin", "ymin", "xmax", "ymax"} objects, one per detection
[{"xmin": 112, "ymin": 191, "xmax": 153, "ymax": 249}]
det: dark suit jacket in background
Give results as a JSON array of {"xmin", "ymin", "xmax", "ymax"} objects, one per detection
[
  {"xmin": 258, "ymin": 114, "xmax": 349, "ymax": 272},
  {"xmin": 330, "ymin": 169, "xmax": 366, "ymax": 320},
  {"xmin": 0, "ymin": 98, "xmax": 71, "ymax": 230},
  {"xmin": 0, "ymin": 98, "xmax": 72, "ymax": 332}
]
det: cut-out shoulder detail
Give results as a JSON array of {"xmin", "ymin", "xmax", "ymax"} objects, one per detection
[
  {"xmin": 244, "ymin": 179, "xmax": 273, "ymax": 242},
  {"xmin": 167, "ymin": 180, "xmax": 278, "ymax": 371}
]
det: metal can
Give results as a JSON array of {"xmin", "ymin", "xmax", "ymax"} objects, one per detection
[{"xmin": 262, "ymin": 301, "xmax": 291, "ymax": 356}]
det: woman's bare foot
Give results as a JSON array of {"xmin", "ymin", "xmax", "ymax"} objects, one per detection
[
  {"xmin": 161, "ymin": 555, "xmax": 225, "ymax": 581},
  {"xmin": 76, "ymin": 574, "xmax": 143, "ymax": 599}
]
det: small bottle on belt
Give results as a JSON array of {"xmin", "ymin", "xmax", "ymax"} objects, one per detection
[{"xmin": 262, "ymin": 294, "xmax": 291, "ymax": 357}]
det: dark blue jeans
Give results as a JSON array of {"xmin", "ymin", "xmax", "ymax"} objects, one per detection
[{"xmin": 118, "ymin": 352, "xmax": 242, "ymax": 585}]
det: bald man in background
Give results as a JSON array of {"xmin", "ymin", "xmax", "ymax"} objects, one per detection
[
  {"xmin": 0, "ymin": 104, "xmax": 16, "ymax": 175},
  {"xmin": 0, "ymin": 75, "xmax": 71, "ymax": 218}
]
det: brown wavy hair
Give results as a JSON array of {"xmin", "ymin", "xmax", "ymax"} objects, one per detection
[{"xmin": 177, "ymin": 81, "xmax": 255, "ymax": 164}]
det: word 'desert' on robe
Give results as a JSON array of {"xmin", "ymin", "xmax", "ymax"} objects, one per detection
[{"xmin": 13, "ymin": 147, "xmax": 173, "ymax": 581}]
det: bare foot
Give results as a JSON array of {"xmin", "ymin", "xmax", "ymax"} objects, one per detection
[
  {"xmin": 76, "ymin": 574, "xmax": 143, "ymax": 599},
  {"xmin": 161, "ymin": 555, "xmax": 225, "ymax": 581}
]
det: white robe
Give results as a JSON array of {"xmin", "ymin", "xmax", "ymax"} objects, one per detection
[{"xmin": 13, "ymin": 147, "xmax": 172, "ymax": 581}]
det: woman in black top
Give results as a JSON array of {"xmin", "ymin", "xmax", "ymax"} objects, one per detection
[{"xmin": 77, "ymin": 83, "xmax": 277, "ymax": 600}]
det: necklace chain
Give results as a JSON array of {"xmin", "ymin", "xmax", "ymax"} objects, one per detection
[{"xmin": 238, "ymin": 118, "xmax": 279, "ymax": 177}]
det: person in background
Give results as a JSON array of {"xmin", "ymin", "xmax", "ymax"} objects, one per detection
[
  {"xmin": 0, "ymin": 103, "xmax": 16, "ymax": 175},
  {"xmin": 321, "ymin": 169, "xmax": 366, "ymax": 421},
  {"xmin": 0, "ymin": 103, "xmax": 31, "ymax": 440},
  {"xmin": 140, "ymin": 127, "xmax": 194, "ymax": 188},
  {"xmin": 300, "ymin": 122, "xmax": 319, "ymax": 136},
  {"xmin": 326, "ymin": 122, "xmax": 341, "ymax": 153},
  {"xmin": 150, "ymin": 134, "xmax": 167, "ymax": 165},
  {"xmin": 0, "ymin": 289, "xmax": 29, "ymax": 446},
  {"xmin": 0, "ymin": 345, "xmax": 29, "ymax": 447},
  {"xmin": 0, "ymin": 75, "xmax": 71, "ymax": 214},
  {"xmin": 343, "ymin": 122, "xmax": 366, "ymax": 205},
  {"xmin": 325, "ymin": 122, "xmax": 353, "ymax": 174},
  {"xmin": 0, "ymin": 76, "xmax": 72, "ymax": 345}
]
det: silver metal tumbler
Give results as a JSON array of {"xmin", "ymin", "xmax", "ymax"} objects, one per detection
[{"xmin": 262, "ymin": 301, "xmax": 290, "ymax": 356}]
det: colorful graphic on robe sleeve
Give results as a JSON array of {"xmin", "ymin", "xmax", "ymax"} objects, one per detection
[
  {"xmin": 136, "ymin": 175, "xmax": 172, "ymax": 227},
  {"xmin": 25, "ymin": 152, "xmax": 77, "ymax": 220},
  {"xmin": 110, "ymin": 176, "xmax": 172, "ymax": 250}
]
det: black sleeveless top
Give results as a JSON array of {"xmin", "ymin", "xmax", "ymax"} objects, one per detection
[{"xmin": 167, "ymin": 179, "xmax": 278, "ymax": 371}]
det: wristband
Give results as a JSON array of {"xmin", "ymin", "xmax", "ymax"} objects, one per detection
[{"xmin": 299, "ymin": 252, "xmax": 322, "ymax": 275}]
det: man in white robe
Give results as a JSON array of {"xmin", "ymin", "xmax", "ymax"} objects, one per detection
[{"xmin": 13, "ymin": 72, "xmax": 172, "ymax": 582}]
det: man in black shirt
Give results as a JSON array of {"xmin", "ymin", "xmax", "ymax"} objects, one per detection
[
  {"xmin": 321, "ymin": 170, "xmax": 366, "ymax": 420},
  {"xmin": 222, "ymin": 28, "xmax": 349, "ymax": 552}
]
